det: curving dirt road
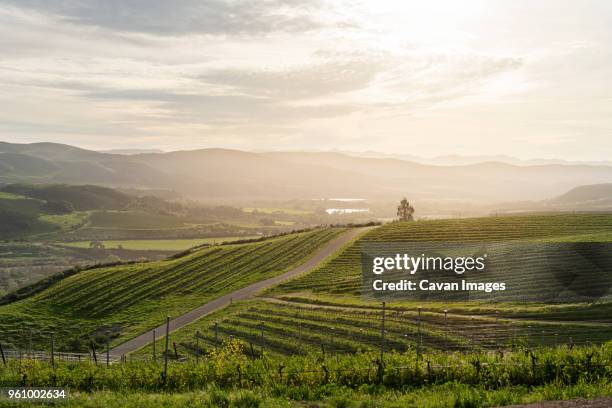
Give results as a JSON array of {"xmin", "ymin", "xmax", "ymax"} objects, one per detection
[{"xmin": 109, "ymin": 226, "xmax": 374, "ymax": 356}]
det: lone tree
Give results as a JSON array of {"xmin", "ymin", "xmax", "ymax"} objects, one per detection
[{"xmin": 397, "ymin": 198, "xmax": 415, "ymax": 221}]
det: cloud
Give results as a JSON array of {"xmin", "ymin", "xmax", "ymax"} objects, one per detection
[
  {"xmin": 0, "ymin": 0, "xmax": 336, "ymax": 36},
  {"xmin": 199, "ymin": 59, "xmax": 387, "ymax": 99}
]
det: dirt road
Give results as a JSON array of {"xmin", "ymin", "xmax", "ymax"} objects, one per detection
[{"xmin": 109, "ymin": 226, "xmax": 374, "ymax": 356}]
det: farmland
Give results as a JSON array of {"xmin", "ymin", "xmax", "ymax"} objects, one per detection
[
  {"xmin": 0, "ymin": 228, "xmax": 344, "ymax": 351},
  {"xmin": 271, "ymin": 214, "xmax": 612, "ymax": 298},
  {"xmin": 59, "ymin": 237, "xmax": 260, "ymax": 251},
  {"xmin": 136, "ymin": 214, "xmax": 612, "ymax": 362},
  {"xmin": 1, "ymin": 342, "xmax": 610, "ymax": 407},
  {"xmin": 1, "ymin": 214, "xmax": 611, "ymax": 407},
  {"xmin": 134, "ymin": 298, "xmax": 612, "ymax": 360}
]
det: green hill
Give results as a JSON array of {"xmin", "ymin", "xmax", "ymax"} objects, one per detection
[
  {"xmin": 272, "ymin": 213, "xmax": 612, "ymax": 298},
  {"xmin": 0, "ymin": 228, "xmax": 343, "ymax": 351},
  {"xmin": 2, "ymin": 183, "xmax": 132, "ymax": 211},
  {"xmin": 140, "ymin": 214, "xmax": 612, "ymax": 359}
]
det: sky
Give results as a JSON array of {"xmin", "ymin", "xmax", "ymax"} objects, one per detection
[{"xmin": 0, "ymin": 0, "xmax": 611, "ymax": 160}]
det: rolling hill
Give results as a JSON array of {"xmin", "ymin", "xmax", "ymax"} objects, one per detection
[
  {"xmin": 2, "ymin": 142, "xmax": 612, "ymax": 202},
  {"xmin": 549, "ymin": 183, "xmax": 612, "ymax": 207},
  {"xmin": 272, "ymin": 213, "xmax": 612, "ymax": 300},
  {"xmin": 0, "ymin": 228, "xmax": 344, "ymax": 351},
  {"xmin": 134, "ymin": 213, "xmax": 612, "ymax": 359}
]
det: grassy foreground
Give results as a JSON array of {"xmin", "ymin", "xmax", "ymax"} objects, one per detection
[
  {"xmin": 3, "ymin": 382, "xmax": 611, "ymax": 407},
  {"xmin": 1, "ymin": 342, "xmax": 610, "ymax": 407}
]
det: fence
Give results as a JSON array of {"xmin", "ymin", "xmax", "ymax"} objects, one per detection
[{"xmin": 2, "ymin": 301, "xmax": 608, "ymax": 369}]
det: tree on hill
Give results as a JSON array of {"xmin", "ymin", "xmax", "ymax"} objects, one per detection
[{"xmin": 397, "ymin": 198, "xmax": 415, "ymax": 221}]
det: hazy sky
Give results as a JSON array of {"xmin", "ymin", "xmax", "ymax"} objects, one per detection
[{"xmin": 0, "ymin": 0, "xmax": 611, "ymax": 160}]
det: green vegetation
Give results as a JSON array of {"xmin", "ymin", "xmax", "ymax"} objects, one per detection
[
  {"xmin": 60, "ymin": 237, "xmax": 261, "ymax": 251},
  {"xmin": 0, "ymin": 228, "xmax": 343, "ymax": 351},
  {"xmin": 272, "ymin": 214, "xmax": 612, "ymax": 297},
  {"xmin": 1, "ymin": 342, "xmax": 610, "ymax": 407},
  {"xmin": 135, "ymin": 298, "xmax": 612, "ymax": 360},
  {"xmin": 2, "ymin": 183, "xmax": 131, "ymax": 211},
  {"xmin": 39, "ymin": 212, "xmax": 88, "ymax": 231},
  {"xmin": 87, "ymin": 210, "xmax": 187, "ymax": 230}
]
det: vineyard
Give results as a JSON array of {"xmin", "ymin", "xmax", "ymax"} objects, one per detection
[
  {"xmin": 0, "ymin": 342, "xmax": 610, "ymax": 407},
  {"xmin": 0, "ymin": 228, "xmax": 344, "ymax": 351},
  {"xmin": 271, "ymin": 214, "xmax": 612, "ymax": 298},
  {"xmin": 133, "ymin": 298, "xmax": 612, "ymax": 360}
]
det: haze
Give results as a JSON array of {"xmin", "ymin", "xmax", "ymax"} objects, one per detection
[{"xmin": 0, "ymin": 0, "xmax": 611, "ymax": 161}]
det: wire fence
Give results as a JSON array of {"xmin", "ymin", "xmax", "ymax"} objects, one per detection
[{"xmin": 1, "ymin": 301, "xmax": 609, "ymax": 369}]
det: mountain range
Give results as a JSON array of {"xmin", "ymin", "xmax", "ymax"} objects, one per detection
[{"xmin": 1, "ymin": 142, "xmax": 611, "ymax": 203}]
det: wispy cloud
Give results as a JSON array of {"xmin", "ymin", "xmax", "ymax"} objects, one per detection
[{"xmin": 0, "ymin": 0, "xmax": 610, "ymax": 160}]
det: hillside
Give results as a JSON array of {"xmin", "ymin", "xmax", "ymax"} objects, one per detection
[
  {"xmin": 0, "ymin": 183, "xmax": 183, "ymax": 239},
  {"xmin": 146, "ymin": 214, "xmax": 612, "ymax": 359},
  {"xmin": 2, "ymin": 142, "xmax": 612, "ymax": 202},
  {"xmin": 0, "ymin": 228, "xmax": 343, "ymax": 351},
  {"xmin": 272, "ymin": 213, "xmax": 612, "ymax": 300},
  {"xmin": 549, "ymin": 183, "xmax": 612, "ymax": 206},
  {"xmin": 2, "ymin": 183, "xmax": 132, "ymax": 211}
]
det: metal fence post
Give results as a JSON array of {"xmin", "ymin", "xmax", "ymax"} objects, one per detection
[
  {"xmin": 380, "ymin": 301, "xmax": 386, "ymax": 364},
  {"xmin": 260, "ymin": 322, "xmax": 265, "ymax": 355},
  {"xmin": 152, "ymin": 329, "xmax": 156, "ymax": 362},
  {"xmin": 214, "ymin": 322, "xmax": 219, "ymax": 349},
  {"xmin": 50, "ymin": 333, "xmax": 55, "ymax": 368},
  {"xmin": 0, "ymin": 342, "xmax": 6, "ymax": 366},
  {"xmin": 470, "ymin": 316, "xmax": 475, "ymax": 352},
  {"xmin": 163, "ymin": 316, "xmax": 170, "ymax": 384},
  {"xmin": 495, "ymin": 311, "xmax": 499, "ymax": 348},
  {"xmin": 417, "ymin": 306, "xmax": 422, "ymax": 363},
  {"xmin": 195, "ymin": 330, "xmax": 200, "ymax": 364},
  {"xmin": 443, "ymin": 309, "xmax": 448, "ymax": 351}
]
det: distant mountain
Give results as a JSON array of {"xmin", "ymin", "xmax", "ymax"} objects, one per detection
[
  {"xmin": 337, "ymin": 150, "xmax": 612, "ymax": 167},
  {"xmin": 100, "ymin": 149, "xmax": 165, "ymax": 155},
  {"xmin": 1, "ymin": 142, "xmax": 611, "ymax": 203},
  {"xmin": 549, "ymin": 184, "xmax": 612, "ymax": 207}
]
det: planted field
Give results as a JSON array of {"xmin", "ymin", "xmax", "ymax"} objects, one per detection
[
  {"xmin": 2, "ymin": 341, "xmax": 610, "ymax": 408},
  {"xmin": 272, "ymin": 214, "xmax": 612, "ymax": 299},
  {"xmin": 135, "ymin": 298, "xmax": 612, "ymax": 359},
  {"xmin": 0, "ymin": 228, "xmax": 344, "ymax": 351},
  {"xmin": 60, "ymin": 237, "xmax": 260, "ymax": 251}
]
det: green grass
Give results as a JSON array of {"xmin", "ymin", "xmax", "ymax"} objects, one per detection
[
  {"xmin": 59, "ymin": 237, "xmax": 260, "ymax": 251},
  {"xmin": 39, "ymin": 211, "xmax": 88, "ymax": 231},
  {"xmin": 0, "ymin": 228, "xmax": 344, "ymax": 351},
  {"xmin": 88, "ymin": 211, "xmax": 188, "ymax": 229},
  {"xmin": 0, "ymin": 192, "xmax": 29, "ymax": 200},
  {"xmin": 4, "ymin": 382, "xmax": 611, "ymax": 408},
  {"xmin": 1, "ymin": 343, "xmax": 610, "ymax": 407}
]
